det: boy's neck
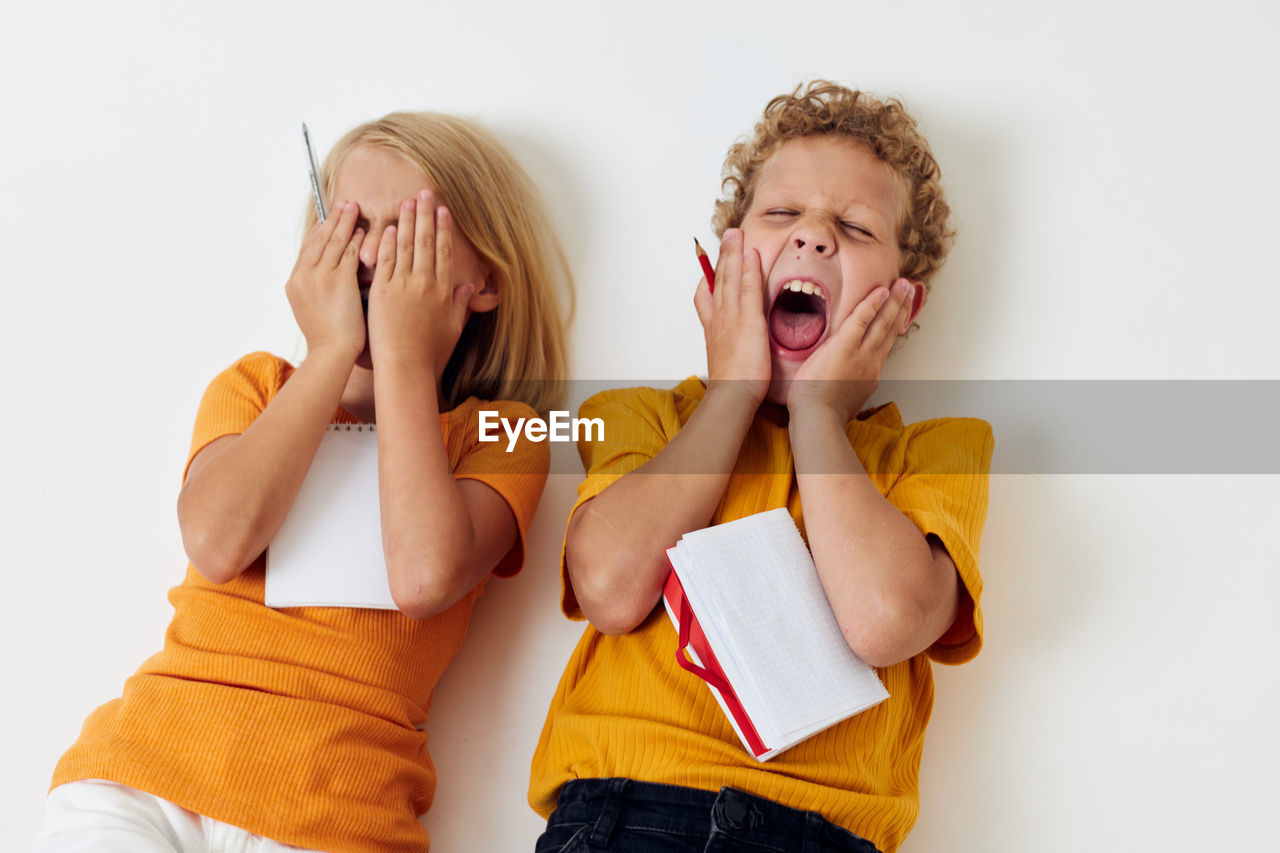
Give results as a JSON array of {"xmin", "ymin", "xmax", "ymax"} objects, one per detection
[{"xmin": 757, "ymin": 400, "xmax": 790, "ymax": 428}]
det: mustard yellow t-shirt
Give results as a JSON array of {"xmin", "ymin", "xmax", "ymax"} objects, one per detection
[
  {"xmin": 52, "ymin": 352, "xmax": 549, "ymax": 853},
  {"xmin": 529, "ymin": 378, "xmax": 993, "ymax": 853}
]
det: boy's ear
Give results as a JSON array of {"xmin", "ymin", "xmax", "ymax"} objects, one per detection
[
  {"xmin": 901, "ymin": 279, "xmax": 926, "ymax": 333},
  {"xmin": 467, "ymin": 273, "xmax": 500, "ymax": 314}
]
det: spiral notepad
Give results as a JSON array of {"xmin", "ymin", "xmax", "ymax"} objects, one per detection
[
  {"xmin": 663, "ymin": 508, "xmax": 889, "ymax": 760},
  {"xmin": 266, "ymin": 424, "xmax": 396, "ymax": 609}
]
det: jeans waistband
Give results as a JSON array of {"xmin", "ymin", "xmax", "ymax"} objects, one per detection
[{"xmin": 555, "ymin": 778, "xmax": 881, "ymax": 853}]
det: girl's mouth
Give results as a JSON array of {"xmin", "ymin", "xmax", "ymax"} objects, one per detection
[{"xmin": 768, "ymin": 279, "xmax": 828, "ymax": 354}]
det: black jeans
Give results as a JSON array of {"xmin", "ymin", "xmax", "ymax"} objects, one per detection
[{"xmin": 536, "ymin": 778, "xmax": 882, "ymax": 853}]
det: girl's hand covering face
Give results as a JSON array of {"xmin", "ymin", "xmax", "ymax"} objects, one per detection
[
  {"xmin": 285, "ymin": 200, "xmax": 367, "ymax": 362},
  {"xmin": 365, "ymin": 190, "xmax": 477, "ymax": 374}
]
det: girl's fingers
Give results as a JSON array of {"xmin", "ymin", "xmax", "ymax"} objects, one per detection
[
  {"xmin": 396, "ymin": 198, "xmax": 416, "ymax": 271},
  {"xmin": 340, "ymin": 228, "xmax": 365, "ymax": 272},
  {"xmin": 317, "ymin": 202, "xmax": 360, "ymax": 269},
  {"xmin": 434, "ymin": 206, "xmax": 453, "ymax": 291},
  {"xmin": 414, "ymin": 190, "xmax": 436, "ymax": 276},
  {"xmin": 373, "ymin": 225, "xmax": 398, "ymax": 284},
  {"xmin": 300, "ymin": 201, "xmax": 341, "ymax": 264}
]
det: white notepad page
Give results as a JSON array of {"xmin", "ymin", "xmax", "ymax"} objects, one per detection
[
  {"xmin": 265, "ymin": 425, "xmax": 396, "ymax": 609},
  {"xmin": 670, "ymin": 508, "xmax": 888, "ymax": 750}
]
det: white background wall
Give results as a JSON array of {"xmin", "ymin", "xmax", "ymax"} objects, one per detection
[{"xmin": 3, "ymin": 1, "xmax": 1277, "ymax": 850}]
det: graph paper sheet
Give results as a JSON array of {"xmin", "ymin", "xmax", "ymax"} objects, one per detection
[{"xmin": 667, "ymin": 508, "xmax": 888, "ymax": 757}]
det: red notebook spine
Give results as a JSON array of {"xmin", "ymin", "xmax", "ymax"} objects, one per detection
[{"xmin": 663, "ymin": 569, "xmax": 769, "ymax": 758}]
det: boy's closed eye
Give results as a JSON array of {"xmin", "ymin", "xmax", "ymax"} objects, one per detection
[{"xmin": 762, "ymin": 208, "xmax": 877, "ymax": 241}]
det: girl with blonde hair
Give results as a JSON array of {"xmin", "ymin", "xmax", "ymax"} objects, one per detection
[{"xmin": 35, "ymin": 111, "xmax": 571, "ymax": 853}]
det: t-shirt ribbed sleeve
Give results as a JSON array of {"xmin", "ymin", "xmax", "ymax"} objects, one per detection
[
  {"xmin": 451, "ymin": 399, "xmax": 550, "ymax": 577},
  {"xmin": 558, "ymin": 387, "xmax": 680, "ymax": 618},
  {"xmin": 884, "ymin": 417, "xmax": 995, "ymax": 665},
  {"xmin": 184, "ymin": 351, "xmax": 287, "ymax": 480}
]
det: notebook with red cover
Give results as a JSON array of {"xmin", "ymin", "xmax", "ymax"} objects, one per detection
[{"xmin": 662, "ymin": 508, "xmax": 889, "ymax": 761}]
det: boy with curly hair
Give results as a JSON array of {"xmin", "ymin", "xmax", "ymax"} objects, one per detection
[{"xmin": 529, "ymin": 81, "xmax": 993, "ymax": 853}]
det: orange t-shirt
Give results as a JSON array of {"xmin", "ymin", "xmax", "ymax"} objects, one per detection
[
  {"xmin": 528, "ymin": 379, "xmax": 993, "ymax": 853},
  {"xmin": 52, "ymin": 352, "xmax": 548, "ymax": 853}
]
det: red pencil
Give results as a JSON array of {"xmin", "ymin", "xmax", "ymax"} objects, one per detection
[{"xmin": 694, "ymin": 237, "xmax": 716, "ymax": 293}]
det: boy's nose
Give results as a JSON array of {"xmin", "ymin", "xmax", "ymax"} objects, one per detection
[
  {"xmin": 790, "ymin": 218, "xmax": 835, "ymax": 256},
  {"xmin": 793, "ymin": 236, "xmax": 830, "ymax": 255},
  {"xmin": 788, "ymin": 234, "xmax": 829, "ymax": 253}
]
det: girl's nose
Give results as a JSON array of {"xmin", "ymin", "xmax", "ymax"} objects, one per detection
[{"xmin": 358, "ymin": 226, "xmax": 382, "ymax": 269}]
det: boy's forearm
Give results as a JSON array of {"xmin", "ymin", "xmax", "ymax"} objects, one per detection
[
  {"xmin": 373, "ymin": 357, "xmax": 487, "ymax": 619},
  {"xmin": 789, "ymin": 403, "xmax": 959, "ymax": 667},
  {"xmin": 177, "ymin": 345, "xmax": 356, "ymax": 583},
  {"xmin": 568, "ymin": 387, "xmax": 758, "ymax": 634}
]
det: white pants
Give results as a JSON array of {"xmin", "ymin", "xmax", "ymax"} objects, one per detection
[{"xmin": 33, "ymin": 780, "xmax": 324, "ymax": 853}]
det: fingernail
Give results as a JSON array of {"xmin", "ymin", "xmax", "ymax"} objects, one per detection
[
  {"xmin": 877, "ymin": 288, "xmax": 891, "ymax": 308},
  {"xmin": 420, "ymin": 189, "xmax": 433, "ymax": 203},
  {"xmin": 722, "ymin": 229, "xmax": 738, "ymax": 246},
  {"xmin": 403, "ymin": 198, "xmax": 416, "ymax": 211},
  {"xmin": 437, "ymin": 206, "xmax": 449, "ymax": 222}
]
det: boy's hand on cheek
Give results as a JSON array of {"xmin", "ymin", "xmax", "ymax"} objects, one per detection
[
  {"xmin": 366, "ymin": 192, "xmax": 475, "ymax": 373},
  {"xmin": 286, "ymin": 200, "xmax": 367, "ymax": 362},
  {"xmin": 693, "ymin": 229, "xmax": 771, "ymax": 409},
  {"xmin": 788, "ymin": 278, "xmax": 915, "ymax": 422}
]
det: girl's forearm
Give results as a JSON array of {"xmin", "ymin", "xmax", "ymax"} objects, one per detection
[
  {"xmin": 177, "ymin": 345, "xmax": 356, "ymax": 583},
  {"xmin": 372, "ymin": 357, "xmax": 490, "ymax": 619}
]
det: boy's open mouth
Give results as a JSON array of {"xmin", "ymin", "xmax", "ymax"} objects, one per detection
[{"xmin": 768, "ymin": 279, "xmax": 828, "ymax": 352}]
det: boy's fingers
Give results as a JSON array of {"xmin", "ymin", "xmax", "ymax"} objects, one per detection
[
  {"xmin": 693, "ymin": 276, "xmax": 713, "ymax": 331},
  {"xmin": 867, "ymin": 279, "xmax": 912, "ymax": 352},
  {"xmin": 715, "ymin": 229, "xmax": 742, "ymax": 312},
  {"xmin": 414, "ymin": 190, "xmax": 436, "ymax": 275},
  {"xmin": 435, "ymin": 206, "xmax": 453, "ymax": 290},
  {"xmin": 741, "ymin": 248, "xmax": 766, "ymax": 312},
  {"xmin": 852, "ymin": 287, "xmax": 891, "ymax": 344}
]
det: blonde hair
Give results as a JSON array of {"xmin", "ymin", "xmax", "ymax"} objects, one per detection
[
  {"xmin": 713, "ymin": 81, "xmax": 953, "ymax": 287},
  {"xmin": 311, "ymin": 112, "xmax": 571, "ymax": 415}
]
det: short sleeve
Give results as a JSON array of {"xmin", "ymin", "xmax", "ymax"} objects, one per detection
[
  {"xmin": 558, "ymin": 386, "xmax": 686, "ymax": 618},
  {"xmin": 184, "ymin": 352, "xmax": 289, "ymax": 480},
  {"xmin": 884, "ymin": 417, "xmax": 994, "ymax": 665},
  {"xmin": 450, "ymin": 399, "xmax": 551, "ymax": 578}
]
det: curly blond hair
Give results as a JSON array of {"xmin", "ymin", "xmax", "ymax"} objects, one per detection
[{"xmin": 713, "ymin": 81, "xmax": 953, "ymax": 286}]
